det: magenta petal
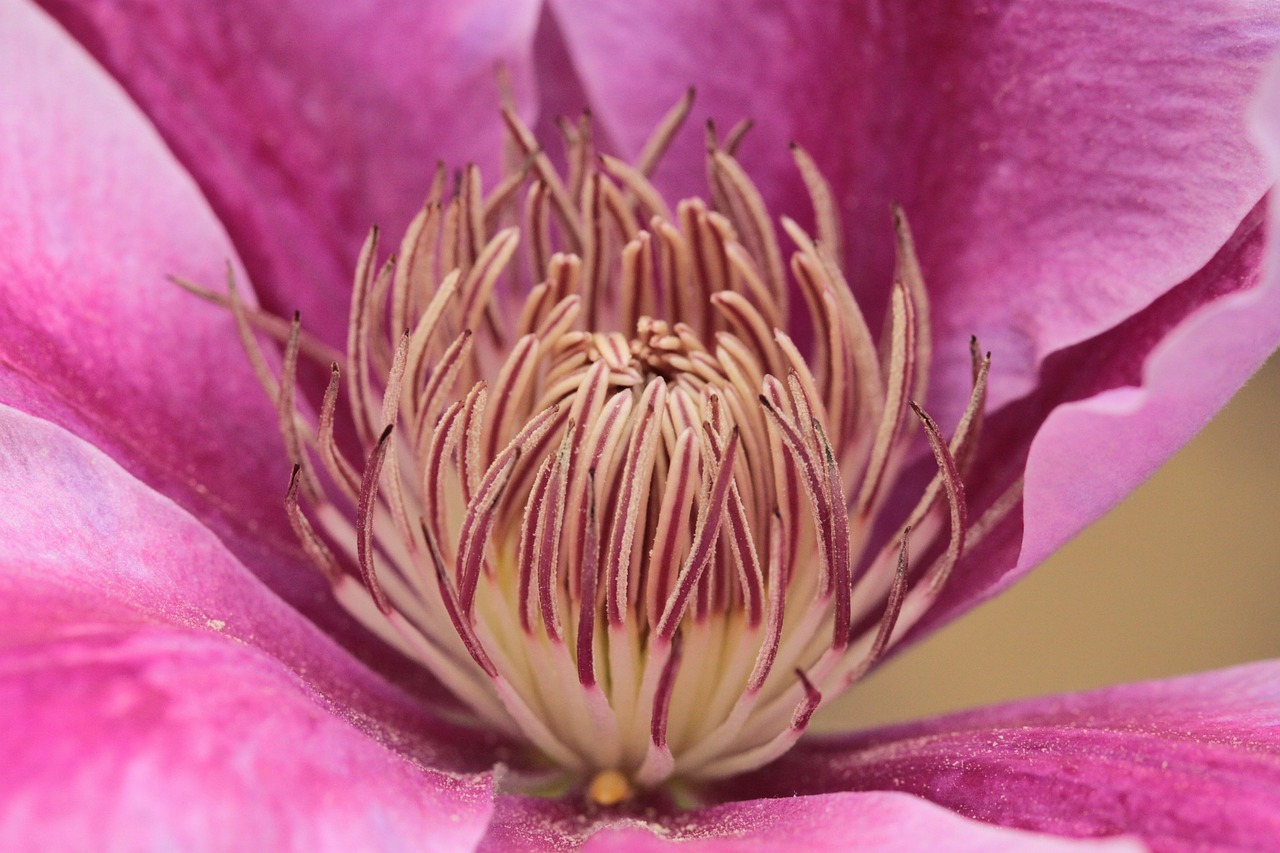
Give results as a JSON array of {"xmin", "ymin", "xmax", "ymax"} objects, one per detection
[
  {"xmin": 0, "ymin": 403, "xmax": 496, "ymax": 770},
  {"xmin": 550, "ymin": 0, "xmax": 1277, "ymax": 417},
  {"xmin": 954, "ymin": 54, "xmax": 1280, "ymax": 608},
  {"xmin": 0, "ymin": 1, "xmax": 397, "ymax": 664},
  {"xmin": 482, "ymin": 791, "xmax": 1136, "ymax": 851},
  {"xmin": 36, "ymin": 0, "xmax": 543, "ymax": 345},
  {"xmin": 917, "ymin": 193, "xmax": 1276, "ymax": 633},
  {"xmin": 719, "ymin": 662, "xmax": 1280, "ymax": 851},
  {"xmin": 0, "ymin": 404, "xmax": 499, "ymax": 848},
  {"xmin": 0, "ymin": 0, "xmax": 282, "ymax": 553},
  {"xmin": 1001, "ymin": 41, "xmax": 1280, "ymax": 581},
  {"xmin": 0, "ymin": 625, "xmax": 494, "ymax": 851},
  {"xmin": 1016, "ymin": 211, "xmax": 1280, "ymax": 574},
  {"xmin": 922, "ymin": 38, "xmax": 1280, "ymax": 622}
]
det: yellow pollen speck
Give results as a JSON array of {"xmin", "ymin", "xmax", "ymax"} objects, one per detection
[{"xmin": 587, "ymin": 770, "xmax": 635, "ymax": 806}]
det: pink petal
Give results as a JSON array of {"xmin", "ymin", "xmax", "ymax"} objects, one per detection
[
  {"xmin": 35, "ymin": 0, "xmax": 543, "ymax": 346},
  {"xmin": 0, "ymin": 1, "xmax": 411, "ymax": 675},
  {"xmin": 549, "ymin": 0, "xmax": 1277, "ymax": 418},
  {"xmin": 0, "ymin": 626, "xmax": 494, "ymax": 852},
  {"xmin": 718, "ymin": 662, "xmax": 1280, "ymax": 851},
  {"xmin": 921, "ymin": 192, "xmax": 1275, "ymax": 633},
  {"xmin": 1016, "ymin": 206, "xmax": 1280, "ymax": 573},
  {"xmin": 481, "ymin": 791, "xmax": 1137, "ymax": 851},
  {"xmin": 0, "ymin": 403, "xmax": 498, "ymax": 771},
  {"xmin": 921, "ymin": 51, "xmax": 1280, "ymax": 623}
]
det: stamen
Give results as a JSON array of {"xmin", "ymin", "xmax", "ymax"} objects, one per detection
[
  {"xmin": 278, "ymin": 312, "xmax": 321, "ymax": 503},
  {"xmin": 576, "ymin": 469, "xmax": 602, "ymax": 687},
  {"xmin": 720, "ymin": 118, "xmax": 754, "ymax": 157},
  {"xmin": 789, "ymin": 142, "xmax": 843, "ymax": 266},
  {"xmin": 169, "ymin": 274, "xmax": 344, "ymax": 366},
  {"xmin": 318, "ymin": 363, "xmax": 360, "ymax": 501},
  {"xmin": 845, "ymin": 528, "xmax": 912, "ymax": 686},
  {"xmin": 283, "ymin": 465, "xmax": 342, "ymax": 584},
  {"xmin": 346, "ymin": 227, "xmax": 383, "ymax": 451},
  {"xmin": 213, "ymin": 95, "xmax": 989, "ymax": 796},
  {"xmin": 355, "ymin": 424, "xmax": 395, "ymax": 614},
  {"xmin": 223, "ymin": 264, "xmax": 282, "ymax": 402},
  {"xmin": 635, "ymin": 87, "xmax": 696, "ymax": 178}
]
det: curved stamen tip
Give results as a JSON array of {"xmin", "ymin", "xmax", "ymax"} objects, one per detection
[{"xmin": 587, "ymin": 769, "xmax": 635, "ymax": 807}]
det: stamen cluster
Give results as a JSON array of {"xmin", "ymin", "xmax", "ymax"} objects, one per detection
[{"xmin": 202, "ymin": 94, "xmax": 996, "ymax": 799}]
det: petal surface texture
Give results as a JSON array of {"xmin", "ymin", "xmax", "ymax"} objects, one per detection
[
  {"xmin": 0, "ymin": 0, "xmax": 419, "ymax": 675},
  {"xmin": 34, "ymin": 0, "xmax": 544, "ymax": 346},
  {"xmin": 719, "ymin": 662, "xmax": 1280, "ymax": 852},
  {"xmin": 482, "ymin": 790, "xmax": 1139, "ymax": 852},
  {"xmin": 931, "ymin": 197, "xmax": 1278, "ymax": 632},
  {"xmin": 0, "ymin": 404, "xmax": 498, "ymax": 851}
]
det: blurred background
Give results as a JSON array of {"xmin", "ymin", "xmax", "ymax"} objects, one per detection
[{"xmin": 817, "ymin": 353, "xmax": 1280, "ymax": 731}]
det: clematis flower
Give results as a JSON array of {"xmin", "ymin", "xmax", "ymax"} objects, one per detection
[{"xmin": 4, "ymin": 0, "xmax": 1280, "ymax": 849}]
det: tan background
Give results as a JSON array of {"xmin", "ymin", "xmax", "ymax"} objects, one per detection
[{"xmin": 816, "ymin": 354, "xmax": 1280, "ymax": 731}]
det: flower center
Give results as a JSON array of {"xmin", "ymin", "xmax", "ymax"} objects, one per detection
[{"xmin": 210, "ymin": 94, "xmax": 999, "ymax": 801}]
